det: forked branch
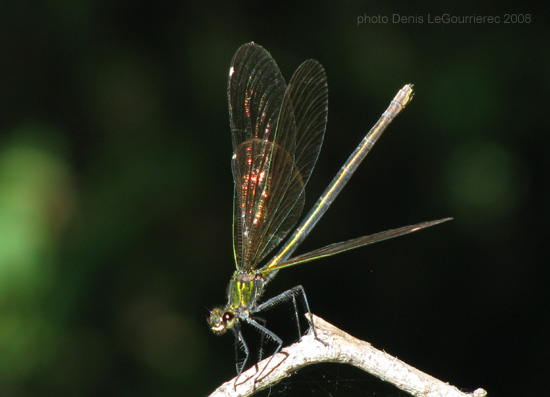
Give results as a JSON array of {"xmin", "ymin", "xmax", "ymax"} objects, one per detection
[{"xmin": 208, "ymin": 314, "xmax": 487, "ymax": 397}]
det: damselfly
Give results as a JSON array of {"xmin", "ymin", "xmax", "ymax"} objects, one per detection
[{"xmin": 208, "ymin": 42, "xmax": 450, "ymax": 373}]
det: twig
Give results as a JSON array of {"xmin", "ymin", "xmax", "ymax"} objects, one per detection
[{"xmin": 208, "ymin": 314, "xmax": 487, "ymax": 397}]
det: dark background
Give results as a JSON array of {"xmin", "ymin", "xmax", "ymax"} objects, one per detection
[{"xmin": 0, "ymin": 1, "xmax": 546, "ymax": 396}]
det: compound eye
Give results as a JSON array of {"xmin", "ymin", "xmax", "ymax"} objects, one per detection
[{"xmin": 222, "ymin": 312, "xmax": 236, "ymax": 329}]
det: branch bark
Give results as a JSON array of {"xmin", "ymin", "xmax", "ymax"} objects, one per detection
[{"xmin": 208, "ymin": 314, "xmax": 487, "ymax": 397}]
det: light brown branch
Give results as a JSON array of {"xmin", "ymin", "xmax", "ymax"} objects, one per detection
[{"xmin": 208, "ymin": 314, "xmax": 487, "ymax": 397}]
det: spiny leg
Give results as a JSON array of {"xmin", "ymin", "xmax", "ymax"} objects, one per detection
[
  {"xmin": 244, "ymin": 317, "xmax": 284, "ymax": 356},
  {"xmin": 254, "ymin": 316, "xmax": 267, "ymax": 362},
  {"xmin": 232, "ymin": 324, "xmax": 250, "ymax": 376},
  {"xmin": 243, "ymin": 317, "xmax": 287, "ymax": 383},
  {"xmin": 255, "ymin": 285, "xmax": 317, "ymax": 341}
]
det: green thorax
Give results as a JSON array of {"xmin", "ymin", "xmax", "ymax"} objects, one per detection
[{"xmin": 227, "ymin": 270, "xmax": 267, "ymax": 312}]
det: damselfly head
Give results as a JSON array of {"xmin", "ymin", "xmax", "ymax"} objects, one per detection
[{"xmin": 208, "ymin": 307, "xmax": 236, "ymax": 335}]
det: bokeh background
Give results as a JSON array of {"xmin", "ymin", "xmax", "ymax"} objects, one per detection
[{"xmin": 1, "ymin": 1, "xmax": 547, "ymax": 396}]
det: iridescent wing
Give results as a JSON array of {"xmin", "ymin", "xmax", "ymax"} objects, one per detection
[
  {"xmin": 228, "ymin": 43, "xmax": 328, "ymax": 270},
  {"xmin": 262, "ymin": 218, "xmax": 452, "ymax": 273}
]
